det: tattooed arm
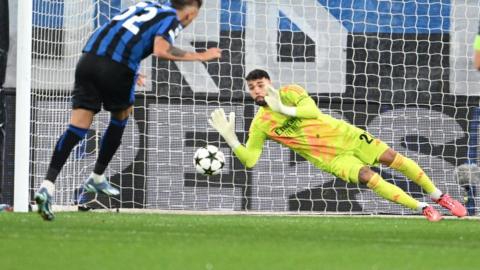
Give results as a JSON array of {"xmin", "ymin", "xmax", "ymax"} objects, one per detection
[{"xmin": 153, "ymin": 36, "xmax": 221, "ymax": 61}]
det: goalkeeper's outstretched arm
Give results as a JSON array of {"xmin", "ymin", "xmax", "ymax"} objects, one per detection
[{"xmin": 208, "ymin": 108, "xmax": 266, "ymax": 168}]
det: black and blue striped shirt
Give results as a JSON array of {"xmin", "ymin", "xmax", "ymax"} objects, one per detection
[{"xmin": 83, "ymin": 1, "xmax": 182, "ymax": 71}]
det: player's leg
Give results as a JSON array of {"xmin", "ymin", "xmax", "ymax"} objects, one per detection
[
  {"xmin": 82, "ymin": 57, "xmax": 136, "ymax": 196},
  {"xmin": 35, "ymin": 53, "xmax": 101, "ymax": 220},
  {"xmin": 35, "ymin": 109, "xmax": 95, "ymax": 220},
  {"xmin": 44, "ymin": 109, "xmax": 94, "ymax": 182},
  {"xmin": 357, "ymin": 166, "xmax": 441, "ymax": 222},
  {"xmin": 379, "ymin": 148, "xmax": 466, "ymax": 217},
  {"xmin": 352, "ymin": 130, "xmax": 466, "ymax": 218},
  {"xmin": 83, "ymin": 107, "xmax": 132, "ymax": 196},
  {"xmin": 331, "ymin": 153, "xmax": 441, "ymax": 221},
  {"xmin": 94, "ymin": 107, "xmax": 131, "ymax": 175},
  {"xmin": 378, "ymin": 148, "xmax": 441, "ymax": 197}
]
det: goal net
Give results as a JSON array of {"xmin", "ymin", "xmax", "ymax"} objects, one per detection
[{"xmin": 28, "ymin": 0, "xmax": 480, "ymax": 215}]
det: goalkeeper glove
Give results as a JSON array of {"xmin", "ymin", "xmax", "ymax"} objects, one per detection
[
  {"xmin": 264, "ymin": 85, "xmax": 296, "ymax": 117},
  {"xmin": 208, "ymin": 108, "xmax": 241, "ymax": 149}
]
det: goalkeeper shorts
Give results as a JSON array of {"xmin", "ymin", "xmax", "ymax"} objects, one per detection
[
  {"xmin": 329, "ymin": 130, "xmax": 389, "ymax": 183},
  {"xmin": 72, "ymin": 53, "xmax": 136, "ymax": 113}
]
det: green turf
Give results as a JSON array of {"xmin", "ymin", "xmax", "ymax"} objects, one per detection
[{"xmin": 1, "ymin": 212, "xmax": 479, "ymax": 270}]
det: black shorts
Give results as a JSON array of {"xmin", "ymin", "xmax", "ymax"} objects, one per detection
[{"xmin": 72, "ymin": 53, "xmax": 136, "ymax": 113}]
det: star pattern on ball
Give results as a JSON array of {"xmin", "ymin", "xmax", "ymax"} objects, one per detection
[
  {"xmin": 203, "ymin": 167, "xmax": 215, "ymax": 176},
  {"xmin": 194, "ymin": 156, "xmax": 202, "ymax": 166},
  {"xmin": 207, "ymin": 151, "xmax": 217, "ymax": 162}
]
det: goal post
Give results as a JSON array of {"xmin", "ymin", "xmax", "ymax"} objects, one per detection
[
  {"xmin": 16, "ymin": 0, "xmax": 480, "ymax": 215},
  {"xmin": 14, "ymin": 0, "xmax": 33, "ymax": 212}
]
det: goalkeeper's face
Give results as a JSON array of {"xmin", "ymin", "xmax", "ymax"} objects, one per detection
[{"xmin": 247, "ymin": 78, "xmax": 271, "ymax": 107}]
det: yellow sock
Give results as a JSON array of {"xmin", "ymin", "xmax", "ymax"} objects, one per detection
[
  {"xmin": 389, "ymin": 154, "xmax": 438, "ymax": 195},
  {"xmin": 367, "ymin": 173, "xmax": 420, "ymax": 210}
]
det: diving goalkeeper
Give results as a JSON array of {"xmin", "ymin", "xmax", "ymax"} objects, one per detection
[{"xmin": 209, "ymin": 69, "xmax": 467, "ymax": 221}]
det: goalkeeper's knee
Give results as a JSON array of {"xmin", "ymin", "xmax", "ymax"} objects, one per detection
[{"xmin": 358, "ymin": 166, "xmax": 375, "ymax": 184}]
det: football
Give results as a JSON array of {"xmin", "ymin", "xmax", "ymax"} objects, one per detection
[{"xmin": 193, "ymin": 145, "xmax": 225, "ymax": 176}]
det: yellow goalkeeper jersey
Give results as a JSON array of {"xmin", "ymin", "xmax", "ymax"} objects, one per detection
[{"xmin": 234, "ymin": 84, "xmax": 368, "ymax": 172}]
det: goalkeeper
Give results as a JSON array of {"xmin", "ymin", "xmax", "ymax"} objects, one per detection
[{"xmin": 209, "ymin": 69, "xmax": 467, "ymax": 222}]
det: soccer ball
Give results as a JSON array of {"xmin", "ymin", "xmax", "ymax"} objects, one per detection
[{"xmin": 193, "ymin": 145, "xmax": 225, "ymax": 176}]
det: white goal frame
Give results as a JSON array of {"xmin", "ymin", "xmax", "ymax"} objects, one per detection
[{"xmin": 14, "ymin": 0, "xmax": 33, "ymax": 212}]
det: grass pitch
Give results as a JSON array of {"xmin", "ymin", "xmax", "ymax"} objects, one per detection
[{"xmin": 1, "ymin": 212, "xmax": 479, "ymax": 270}]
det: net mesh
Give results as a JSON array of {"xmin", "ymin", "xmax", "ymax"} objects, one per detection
[{"xmin": 28, "ymin": 0, "xmax": 480, "ymax": 215}]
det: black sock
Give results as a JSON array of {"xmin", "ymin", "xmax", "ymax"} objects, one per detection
[
  {"xmin": 46, "ymin": 124, "xmax": 88, "ymax": 183},
  {"xmin": 93, "ymin": 117, "xmax": 128, "ymax": 175}
]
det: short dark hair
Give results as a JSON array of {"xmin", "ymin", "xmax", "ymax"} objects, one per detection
[
  {"xmin": 170, "ymin": 0, "xmax": 202, "ymax": 9},
  {"xmin": 245, "ymin": 69, "xmax": 270, "ymax": 81}
]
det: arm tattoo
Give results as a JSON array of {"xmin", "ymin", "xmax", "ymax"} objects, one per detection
[{"xmin": 167, "ymin": 45, "xmax": 187, "ymax": 57}]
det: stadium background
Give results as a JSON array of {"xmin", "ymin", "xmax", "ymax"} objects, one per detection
[{"xmin": 1, "ymin": 0, "xmax": 480, "ymax": 214}]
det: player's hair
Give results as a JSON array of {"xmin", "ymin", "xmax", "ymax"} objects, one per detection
[
  {"xmin": 170, "ymin": 0, "xmax": 202, "ymax": 9},
  {"xmin": 245, "ymin": 69, "xmax": 271, "ymax": 81}
]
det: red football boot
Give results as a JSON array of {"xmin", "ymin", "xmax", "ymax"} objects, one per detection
[
  {"xmin": 422, "ymin": 205, "xmax": 442, "ymax": 222},
  {"xmin": 435, "ymin": 194, "xmax": 467, "ymax": 218}
]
